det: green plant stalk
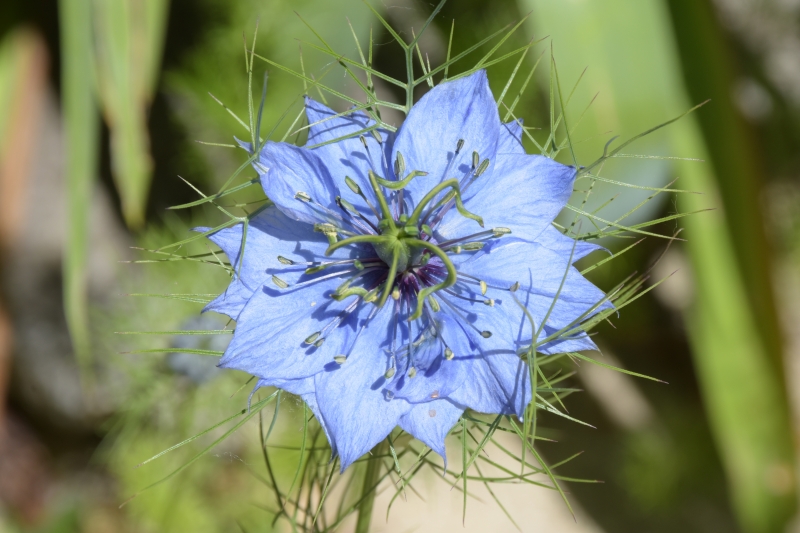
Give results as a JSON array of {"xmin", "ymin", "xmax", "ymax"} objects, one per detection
[
  {"xmin": 667, "ymin": 1, "xmax": 797, "ymax": 530},
  {"xmin": 60, "ymin": 0, "xmax": 98, "ymax": 377},
  {"xmin": 523, "ymin": 1, "xmax": 797, "ymax": 530},
  {"xmin": 355, "ymin": 439, "xmax": 388, "ymax": 533},
  {"xmin": 93, "ymin": 0, "xmax": 169, "ymax": 229}
]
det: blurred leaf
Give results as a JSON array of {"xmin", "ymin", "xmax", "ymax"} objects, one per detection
[
  {"xmin": 666, "ymin": 1, "xmax": 797, "ymax": 530},
  {"xmin": 521, "ymin": 1, "xmax": 796, "ymax": 531},
  {"xmin": 59, "ymin": 0, "xmax": 99, "ymax": 376},
  {"xmin": 93, "ymin": 0, "xmax": 170, "ymax": 229}
]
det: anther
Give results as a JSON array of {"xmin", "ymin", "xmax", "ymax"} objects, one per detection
[
  {"xmin": 354, "ymin": 259, "xmax": 364, "ymax": 270},
  {"xmin": 475, "ymin": 159, "xmax": 490, "ymax": 177},
  {"xmin": 492, "ymin": 227, "xmax": 511, "ymax": 237},
  {"xmin": 472, "ymin": 151, "xmax": 479, "ymax": 170},
  {"xmin": 365, "ymin": 288, "xmax": 380, "ymax": 303},
  {"xmin": 444, "ymin": 347, "xmax": 454, "ymax": 360},
  {"xmin": 420, "ymin": 252, "xmax": 431, "ymax": 266},
  {"xmin": 427, "ymin": 295, "xmax": 440, "ymax": 312},
  {"xmin": 384, "ymin": 367, "xmax": 396, "ymax": 379},
  {"xmin": 305, "ymin": 265, "xmax": 327, "ymax": 274},
  {"xmin": 295, "ymin": 191, "xmax": 312, "ymax": 202},
  {"xmin": 391, "ymin": 287, "xmax": 401, "ymax": 300},
  {"xmin": 462, "ymin": 242, "xmax": 485, "ymax": 251},
  {"xmin": 334, "ymin": 355, "xmax": 347, "ymax": 364},
  {"xmin": 370, "ymin": 129, "xmax": 383, "ymax": 144},
  {"xmin": 456, "ymin": 139, "xmax": 464, "ymax": 153},
  {"xmin": 403, "ymin": 225, "xmax": 420, "ymax": 236},
  {"xmin": 272, "ymin": 275, "xmax": 288, "ymax": 289},
  {"xmin": 336, "ymin": 196, "xmax": 358, "ymax": 213},
  {"xmin": 408, "ymin": 367, "xmax": 417, "ymax": 378},
  {"xmin": 394, "ymin": 152, "xmax": 405, "ymax": 177},
  {"xmin": 421, "ymin": 224, "xmax": 432, "ymax": 236},
  {"xmin": 452, "ymin": 245, "xmax": 462, "ymax": 254},
  {"xmin": 345, "ymin": 176, "xmax": 361, "ymax": 195},
  {"xmin": 359, "ymin": 135, "xmax": 368, "ymax": 149},
  {"xmin": 480, "ymin": 281, "xmax": 488, "ymax": 295},
  {"xmin": 277, "ymin": 255, "xmax": 294, "ymax": 265},
  {"xmin": 483, "ymin": 299, "xmax": 495, "ymax": 306},
  {"xmin": 509, "ymin": 281, "xmax": 520, "ymax": 293},
  {"xmin": 480, "ymin": 331, "xmax": 493, "ymax": 338},
  {"xmin": 304, "ymin": 332, "xmax": 321, "ymax": 345},
  {"xmin": 314, "ymin": 222, "xmax": 338, "ymax": 234},
  {"xmin": 314, "ymin": 338, "xmax": 325, "ymax": 348}
]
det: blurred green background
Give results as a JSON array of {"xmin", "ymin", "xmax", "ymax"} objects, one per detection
[{"xmin": 1, "ymin": 0, "xmax": 799, "ymax": 531}]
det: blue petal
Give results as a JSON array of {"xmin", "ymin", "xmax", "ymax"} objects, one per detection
[
  {"xmin": 219, "ymin": 278, "xmax": 389, "ymax": 381},
  {"xmin": 437, "ymin": 153, "xmax": 576, "ymax": 244},
  {"xmin": 391, "ymin": 70, "xmax": 501, "ymax": 208},
  {"xmin": 440, "ymin": 290, "xmax": 532, "ymax": 417},
  {"xmin": 200, "ymin": 207, "xmax": 348, "ymax": 320},
  {"xmin": 535, "ymin": 225, "xmax": 605, "ymax": 263},
  {"xmin": 304, "ymin": 98, "xmax": 396, "ymax": 218},
  {"xmin": 258, "ymin": 142, "xmax": 341, "ymax": 224},
  {"xmin": 398, "ymin": 399, "xmax": 463, "ymax": 463},
  {"xmin": 497, "ymin": 119, "xmax": 525, "ymax": 154},
  {"xmin": 385, "ymin": 310, "xmax": 473, "ymax": 403},
  {"xmin": 459, "ymin": 239, "xmax": 610, "ymax": 333},
  {"xmin": 314, "ymin": 312, "xmax": 412, "ymax": 471},
  {"xmin": 250, "ymin": 377, "xmax": 337, "ymax": 457},
  {"xmin": 448, "ymin": 354, "xmax": 531, "ymax": 418}
]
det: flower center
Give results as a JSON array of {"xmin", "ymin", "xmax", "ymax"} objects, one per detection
[{"xmin": 284, "ymin": 139, "xmax": 503, "ymax": 323}]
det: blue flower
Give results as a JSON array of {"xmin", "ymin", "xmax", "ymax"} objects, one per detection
[{"xmin": 202, "ymin": 70, "xmax": 609, "ymax": 471}]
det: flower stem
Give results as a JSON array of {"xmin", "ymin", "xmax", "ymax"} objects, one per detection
[{"xmin": 355, "ymin": 439, "xmax": 388, "ymax": 533}]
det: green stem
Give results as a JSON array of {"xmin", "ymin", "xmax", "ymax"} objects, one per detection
[
  {"xmin": 325, "ymin": 235, "xmax": 388, "ymax": 256},
  {"xmin": 406, "ymin": 178, "xmax": 483, "ymax": 228},
  {"xmin": 404, "ymin": 238, "xmax": 457, "ymax": 320},
  {"xmin": 376, "ymin": 249, "xmax": 399, "ymax": 309},
  {"xmin": 355, "ymin": 440, "xmax": 388, "ymax": 533},
  {"xmin": 367, "ymin": 170, "xmax": 395, "ymax": 228}
]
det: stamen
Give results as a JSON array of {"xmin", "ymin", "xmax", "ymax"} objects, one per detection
[
  {"xmin": 285, "ymin": 267, "xmax": 366, "ymax": 291},
  {"xmin": 443, "ymin": 288, "xmax": 494, "ymax": 307},
  {"xmin": 295, "ymin": 191, "xmax": 312, "ymax": 202},
  {"xmin": 438, "ymin": 228, "xmax": 511, "ymax": 248},
  {"xmin": 475, "ymin": 158, "xmax": 490, "ymax": 177},
  {"xmin": 345, "ymin": 176, "xmax": 380, "ymax": 220},
  {"xmin": 305, "ymin": 260, "xmax": 381, "ymax": 275},
  {"xmin": 335, "ymin": 196, "xmax": 377, "ymax": 234},
  {"xmin": 334, "ymin": 355, "xmax": 347, "ymax": 364},
  {"xmin": 438, "ymin": 295, "xmax": 493, "ymax": 339},
  {"xmin": 422, "ymin": 302, "xmax": 455, "ymax": 364}
]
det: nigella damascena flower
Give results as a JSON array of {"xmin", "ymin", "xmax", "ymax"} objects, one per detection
[{"xmin": 202, "ymin": 70, "xmax": 609, "ymax": 470}]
